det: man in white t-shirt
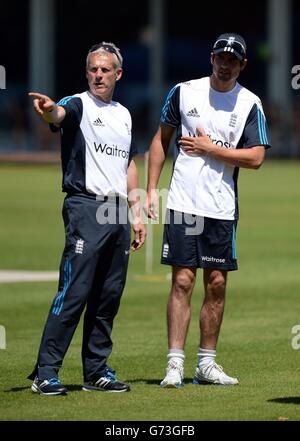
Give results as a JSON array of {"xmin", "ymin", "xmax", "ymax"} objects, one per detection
[
  {"xmin": 28, "ymin": 42, "xmax": 146, "ymax": 395},
  {"xmin": 145, "ymin": 33, "xmax": 270, "ymax": 388}
]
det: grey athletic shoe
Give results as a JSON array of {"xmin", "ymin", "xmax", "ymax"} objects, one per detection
[{"xmin": 193, "ymin": 362, "xmax": 239, "ymax": 385}]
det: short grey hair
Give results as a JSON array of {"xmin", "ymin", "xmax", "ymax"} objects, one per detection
[{"xmin": 86, "ymin": 42, "xmax": 123, "ymax": 69}]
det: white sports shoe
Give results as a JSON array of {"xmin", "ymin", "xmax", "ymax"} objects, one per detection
[
  {"xmin": 193, "ymin": 361, "xmax": 239, "ymax": 385},
  {"xmin": 160, "ymin": 360, "xmax": 184, "ymax": 388}
]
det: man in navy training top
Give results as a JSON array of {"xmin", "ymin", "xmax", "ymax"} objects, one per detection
[{"xmin": 28, "ymin": 42, "xmax": 146, "ymax": 395}]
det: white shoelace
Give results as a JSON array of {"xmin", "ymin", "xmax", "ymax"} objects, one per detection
[{"xmin": 166, "ymin": 360, "xmax": 184, "ymax": 376}]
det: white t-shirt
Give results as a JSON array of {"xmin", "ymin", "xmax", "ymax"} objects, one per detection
[
  {"xmin": 161, "ymin": 77, "xmax": 270, "ymax": 220},
  {"xmin": 55, "ymin": 91, "xmax": 136, "ymax": 198}
]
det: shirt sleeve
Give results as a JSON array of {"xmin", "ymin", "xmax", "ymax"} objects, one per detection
[
  {"xmin": 49, "ymin": 96, "xmax": 83, "ymax": 132},
  {"xmin": 241, "ymin": 102, "xmax": 271, "ymax": 149},
  {"xmin": 160, "ymin": 84, "xmax": 181, "ymax": 127},
  {"xmin": 129, "ymin": 138, "xmax": 138, "ymax": 161}
]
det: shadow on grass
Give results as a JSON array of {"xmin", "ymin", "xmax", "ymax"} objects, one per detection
[
  {"xmin": 5, "ymin": 384, "xmax": 83, "ymax": 393},
  {"xmin": 268, "ymin": 397, "xmax": 300, "ymax": 405},
  {"xmin": 6, "ymin": 379, "xmax": 201, "ymax": 392},
  {"xmin": 129, "ymin": 377, "xmax": 194, "ymax": 385}
]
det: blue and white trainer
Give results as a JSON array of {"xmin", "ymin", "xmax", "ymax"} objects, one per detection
[
  {"xmin": 82, "ymin": 368, "xmax": 130, "ymax": 393},
  {"xmin": 31, "ymin": 377, "xmax": 68, "ymax": 395}
]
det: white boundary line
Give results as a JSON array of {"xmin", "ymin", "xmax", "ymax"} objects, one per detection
[{"xmin": 0, "ymin": 270, "xmax": 59, "ymax": 284}]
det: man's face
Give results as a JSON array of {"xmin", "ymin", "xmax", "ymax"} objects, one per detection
[
  {"xmin": 211, "ymin": 52, "xmax": 246, "ymax": 83},
  {"xmin": 86, "ymin": 52, "xmax": 122, "ymax": 102}
]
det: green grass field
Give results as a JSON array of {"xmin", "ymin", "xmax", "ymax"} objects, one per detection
[{"xmin": 0, "ymin": 159, "xmax": 300, "ymax": 421}]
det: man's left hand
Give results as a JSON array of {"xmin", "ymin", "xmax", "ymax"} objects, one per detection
[{"xmin": 131, "ymin": 218, "xmax": 146, "ymax": 251}]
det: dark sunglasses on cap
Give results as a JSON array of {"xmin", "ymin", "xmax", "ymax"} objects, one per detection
[
  {"xmin": 89, "ymin": 43, "xmax": 122, "ymax": 64},
  {"xmin": 213, "ymin": 39, "xmax": 246, "ymax": 60}
]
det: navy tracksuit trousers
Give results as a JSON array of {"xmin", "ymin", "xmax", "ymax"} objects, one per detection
[{"xmin": 28, "ymin": 194, "xmax": 130, "ymax": 382}]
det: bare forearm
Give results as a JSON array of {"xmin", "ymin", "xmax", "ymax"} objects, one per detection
[
  {"xmin": 42, "ymin": 104, "xmax": 66, "ymax": 125},
  {"xmin": 147, "ymin": 132, "xmax": 170, "ymax": 191},
  {"xmin": 127, "ymin": 159, "xmax": 141, "ymax": 218},
  {"xmin": 127, "ymin": 159, "xmax": 146, "ymax": 250},
  {"xmin": 145, "ymin": 125, "xmax": 173, "ymax": 219},
  {"xmin": 28, "ymin": 92, "xmax": 66, "ymax": 125},
  {"xmin": 180, "ymin": 128, "xmax": 266, "ymax": 170},
  {"xmin": 180, "ymin": 131, "xmax": 265, "ymax": 170},
  {"xmin": 207, "ymin": 145, "xmax": 265, "ymax": 169}
]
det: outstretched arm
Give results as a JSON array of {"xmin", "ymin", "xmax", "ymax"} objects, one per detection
[{"xmin": 28, "ymin": 92, "xmax": 66, "ymax": 125}]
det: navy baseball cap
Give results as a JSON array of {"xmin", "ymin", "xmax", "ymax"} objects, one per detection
[{"xmin": 212, "ymin": 33, "xmax": 247, "ymax": 60}]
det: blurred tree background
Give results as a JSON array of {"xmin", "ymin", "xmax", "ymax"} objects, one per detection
[{"xmin": 0, "ymin": 0, "xmax": 299, "ymax": 156}]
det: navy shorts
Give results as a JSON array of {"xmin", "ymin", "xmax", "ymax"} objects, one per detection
[{"xmin": 161, "ymin": 209, "xmax": 238, "ymax": 271}]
